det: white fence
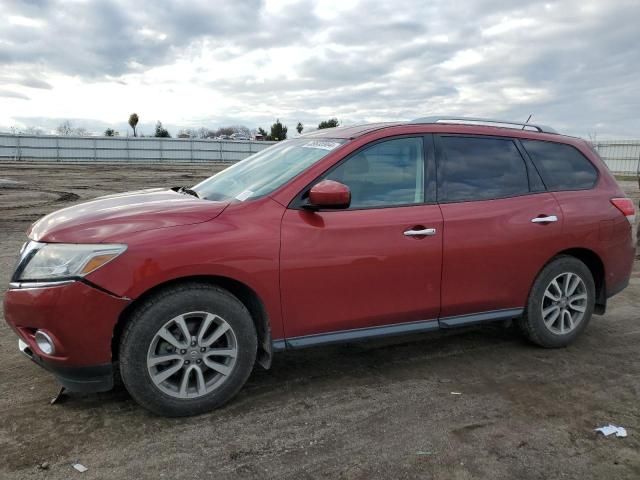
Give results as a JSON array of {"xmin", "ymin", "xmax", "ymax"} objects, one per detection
[
  {"xmin": 0, "ymin": 134, "xmax": 276, "ymax": 164},
  {"xmin": 0, "ymin": 133, "xmax": 638, "ymax": 174},
  {"xmin": 592, "ymin": 141, "xmax": 640, "ymax": 175}
]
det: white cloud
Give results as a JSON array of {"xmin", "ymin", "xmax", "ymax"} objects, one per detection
[
  {"xmin": 441, "ymin": 49, "xmax": 484, "ymax": 70},
  {"xmin": 138, "ymin": 27, "xmax": 168, "ymax": 42},
  {"xmin": 482, "ymin": 17, "xmax": 538, "ymax": 37},
  {"xmin": 8, "ymin": 15, "xmax": 45, "ymax": 28},
  {"xmin": 0, "ymin": 0, "xmax": 639, "ymax": 138}
]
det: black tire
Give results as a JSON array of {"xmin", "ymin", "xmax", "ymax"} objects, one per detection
[
  {"xmin": 119, "ymin": 283, "xmax": 257, "ymax": 416},
  {"xmin": 518, "ymin": 256, "xmax": 595, "ymax": 348}
]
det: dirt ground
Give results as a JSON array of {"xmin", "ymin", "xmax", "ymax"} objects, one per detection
[{"xmin": 1, "ymin": 162, "xmax": 639, "ymax": 479}]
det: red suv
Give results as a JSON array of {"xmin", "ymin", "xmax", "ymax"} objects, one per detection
[{"xmin": 4, "ymin": 117, "xmax": 636, "ymax": 416}]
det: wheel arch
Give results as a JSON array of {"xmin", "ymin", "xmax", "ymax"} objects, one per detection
[
  {"xmin": 112, "ymin": 275, "xmax": 274, "ymax": 369},
  {"xmin": 547, "ymin": 248, "xmax": 606, "ymax": 314}
]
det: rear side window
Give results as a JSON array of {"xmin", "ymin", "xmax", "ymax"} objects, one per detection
[
  {"xmin": 521, "ymin": 140, "xmax": 598, "ymax": 191},
  {"xmin": 438, "ymin": 136, "xmax": 529, "ymax": 202}
]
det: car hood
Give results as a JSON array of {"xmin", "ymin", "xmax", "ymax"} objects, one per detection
[{"xmin": 28, "ymin": 188, "xmax": 229, "ymax": 243}]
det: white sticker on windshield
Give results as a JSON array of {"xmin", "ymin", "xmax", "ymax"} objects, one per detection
[
  {"xmin": 235, "ymin": 189, "xmax": 254, "ymax": 201},
  {"xmin": 301, "ymin": 140, "xmax": 341, "ymax": 151}
]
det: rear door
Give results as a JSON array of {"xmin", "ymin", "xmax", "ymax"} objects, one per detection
[
  {"xmin": 280, "ymin": 136, "xmax": 443, "ymax": 340},
  {"xmin": 436, "ymin": 134, "xmax": 564, "ymax": 321}
]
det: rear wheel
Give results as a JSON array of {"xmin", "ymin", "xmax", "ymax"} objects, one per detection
[
  {"xmin": 119, "ymin": 283, "xmax": 257, "ymax": 416},
  {"xmin": 519, "ymin": 256, "xmax": 595, "ymax": 348}
]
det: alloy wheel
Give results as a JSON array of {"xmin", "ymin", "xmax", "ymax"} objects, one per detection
[
  {"xmin": 146, "ymin": 311, "xmax": 238, "ymax": 399},
  {"xmin": 541, "ymin": 272, "xmax": 588, "ymax": 335}
]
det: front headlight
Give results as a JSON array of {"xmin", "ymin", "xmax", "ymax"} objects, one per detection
[{"xmin": 14, "ymin": 242, "xmax": 127, "ymax": 282}]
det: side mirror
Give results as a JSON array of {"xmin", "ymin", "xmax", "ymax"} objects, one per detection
[{"xmin": 306, "ymin": 180, "xmax": 351, "ymax": 209}]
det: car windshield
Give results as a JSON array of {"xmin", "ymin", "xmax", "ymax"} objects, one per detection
[{"xmin": 193, "ymin": 139, "xmax": 345, "ymax": 201}]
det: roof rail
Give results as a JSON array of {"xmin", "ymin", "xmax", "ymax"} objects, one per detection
[{"xmin": 409, "ymin": 116, "xmax": 558, "ymax": 134}]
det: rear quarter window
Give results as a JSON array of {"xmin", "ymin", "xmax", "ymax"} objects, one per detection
[{"xmin": 521, "ymin": 140, "xmax": 598, "ymax": 191}]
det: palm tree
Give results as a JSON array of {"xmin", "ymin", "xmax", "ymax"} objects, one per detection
[{"xmin": 128, "ymin": 113, "xmax": 139, "ymax": 137}]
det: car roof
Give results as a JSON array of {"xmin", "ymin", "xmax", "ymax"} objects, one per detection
[
  {"xmin": 300, "ymin": 117, "xmax": 577, "ymax": 142},
  {"xmin": 301, "ymin": 122, "xmax": 404, "ymax": 139}
]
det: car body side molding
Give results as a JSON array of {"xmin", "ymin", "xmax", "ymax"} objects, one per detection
[
  {"xmin": 272, "ymin": 308, "xmax": 524, "ymax": 350},
  {"xmin": 438, "ymin": 308, "xmax": 524, "ymax": 328},
  {"xmin": 273, "ymin": 319, "xmax": 440, "ymax": 350}
]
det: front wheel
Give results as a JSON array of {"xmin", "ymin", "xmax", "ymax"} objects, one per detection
[
  {"xmin": 119, "ymin": 283, "xmax": 257, "ymax": 416},
  {"xmin": 519, "ymin": 256, "xmax": 595, "ymax": 348}
]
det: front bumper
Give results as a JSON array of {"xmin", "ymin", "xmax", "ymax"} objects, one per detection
[
  {"xmin": 19, "ymin": 338, "xmax": 113, "ymax": 392},
  {"xmin": 4, "ymin": 280, "xmax": 130, "ymax": 392}
]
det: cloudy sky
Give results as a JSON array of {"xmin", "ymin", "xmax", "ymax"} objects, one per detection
[{"xmin": 1, "ymin": 0, "xmax": 639, "ymax": 138}]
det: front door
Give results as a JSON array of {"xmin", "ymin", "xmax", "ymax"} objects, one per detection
[{"xmin": 280, "ymin": 136, "xmax": 443, "ymax": 340}]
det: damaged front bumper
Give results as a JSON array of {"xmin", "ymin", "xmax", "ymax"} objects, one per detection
[
  {"xmin": 18, "ymin": 338, "xmax": 113, "ymax": 392},
  {"xmin": 4, "ymin": 280, "xmax": 130, "ymax": 393}
]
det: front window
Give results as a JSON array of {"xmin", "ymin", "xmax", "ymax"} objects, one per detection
[
  {"xmin": 323, "ymin": 137, "xmax": 425, "ymax": 208},
  {"xmin": 193, "ymin": 139, "xmax": 345, "ymax": 201}
]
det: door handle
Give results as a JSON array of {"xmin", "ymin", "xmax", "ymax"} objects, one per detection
[
  {"xmin": 531, "ymin": 215, "xmax": 558, "ymax": 223},
  {"xmin": 404, "ymin": 228, "xmax": 437, "ymax": 236}
]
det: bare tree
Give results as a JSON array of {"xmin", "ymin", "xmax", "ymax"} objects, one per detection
[
  {"xmin": 10, "ymin": 126, "xmax": 44, "ymax": 135},
  {"xmin": 231, "ymin": 125, "xmax": 251, "ymax": 137},
  {"xmin": 177, "ymin": 128, "xmax": 195, "ymax": 138},
  {"xmin": 55, "ymin": 121, "xmax": 90, "ymax": 136},
  {"xmin": 176, "ymin": 127, "xmax": 216, "ymax": 138},
  {"xmin": 56, "ymin": 120, "xmax": 74, "ymax": 136},
  {"xmin": 212, "ymin": 125, "xmax": 251, "ymax": 138},
  {"xmin": 215, "ymin": 127, "xmax": 235, "ymax": 137}
]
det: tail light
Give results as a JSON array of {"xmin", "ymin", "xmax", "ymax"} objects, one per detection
[{"xmin": 611, "ymin": 198, "xmax": 636, "ymax": 226}]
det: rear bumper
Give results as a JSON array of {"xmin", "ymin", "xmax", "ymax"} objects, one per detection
[
  {"xmin": 19, "ymin": 339, "xmax": 113, "ymax": 392},
  {"xmin": 4, "ymin": 280, "xmax": 130, "ymax": 391},
  {"xmin": 607, "ymin": 276, "xmax": 630, "ymax": 299},
  {"xmin": 603, "ymin": 220, "xmax": 636, "ymax": 300}
]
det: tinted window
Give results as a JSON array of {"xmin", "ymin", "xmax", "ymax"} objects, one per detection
[
  {"xmin": 521, "ymin": 140, "xmax": 597, "ymax": 190},
  {"xmin": 439, "ymin": 136, "xmax": 529, "ymax": 202},
  {"xmin": 324, "ymin": 137, "xmax": 424, "ymax": 208}
]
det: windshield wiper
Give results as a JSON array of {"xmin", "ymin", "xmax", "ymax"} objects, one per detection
[{"xmin": 172, "ymin": 186, "xmax": 200, "ymax": 198}]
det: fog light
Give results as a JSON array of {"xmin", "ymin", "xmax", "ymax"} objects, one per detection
[{"xmin": 34, "ymin": 330, "xmax": 55, "ymax": 355}]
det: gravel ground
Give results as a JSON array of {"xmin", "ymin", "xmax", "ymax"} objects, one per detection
[{"xmin": 0, "ymin": 162, "xmax": 639, "ymax": 479}]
